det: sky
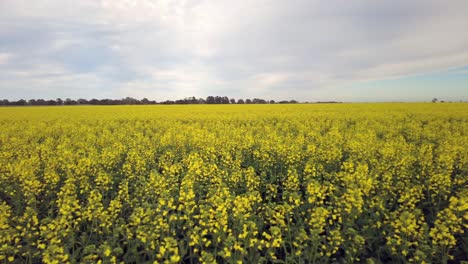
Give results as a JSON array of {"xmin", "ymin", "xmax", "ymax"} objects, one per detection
[{"xmin": 0, "ymin": 0, "xmax": 467, "ymax": 102}]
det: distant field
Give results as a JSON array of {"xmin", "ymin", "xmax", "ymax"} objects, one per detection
[{"xmin": 0, "ymin": 103, "xmax": 467, "ymax": 263}]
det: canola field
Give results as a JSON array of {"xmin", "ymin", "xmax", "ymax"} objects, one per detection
[{"xmin": 0, "ymin": 103, "xmax": 467, "ymax": 264}]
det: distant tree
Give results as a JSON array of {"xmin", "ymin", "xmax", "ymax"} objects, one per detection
[
  {"xmin": 230, "ymin": 98, "xmax": 236, "ymax": 104},
  {"xmin": 269, "ymin": 100, "xmax": 275, "ymax": 104},
  {"xmin": 36, "ymin": 99, "xmax": 46, "ymax": 105},
  {"xmin": 187, "ymin": 96, "xmax": 198, "ymax": 104},
  {"xmin": 237, "ymin": 99, "xmax": 245, "ymax": 104},
  {"xmin": 252, "ymin": 98, "xmax": 267, "ymax": 104},
  {"xmin": 122, "ymin": 97, "xmax": 138, "ymax": 105},
  {"xmin": 77, "ymin": 98, "xmax": 88, "ymax": 105},
  {"xmin": 245, "ymin": 99, "xmax": 252, "ymax": 104},
  {"xmin": 16, "ymin": 99, "xmax": 27, "ymax": 106},
  {"xmin": 100, "ymin": 99, "xmax": 113, "ymax": 105},
  {"xmin": 432, "ymin": 98, "xmax": 438, "ymax": 103},
  {"xmin": 206, "ymin": 96, "xmax": 215, "ymax": 104},
  {"xmin": 289, "ymin": 100, "xmax": 298, "ymax": 104},
  {"xmin": 56, "ymin": 98, "xmax": 63, "ymax": 105}
]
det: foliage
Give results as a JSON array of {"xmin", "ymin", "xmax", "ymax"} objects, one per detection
[{"xmin": 0, "ymin": 96, "xmax": 298, "ymax": 106}]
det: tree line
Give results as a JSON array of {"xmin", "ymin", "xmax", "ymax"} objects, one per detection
[{"xmin": 0, "ymin": 96, "xmax": 300, "ymax": 106}]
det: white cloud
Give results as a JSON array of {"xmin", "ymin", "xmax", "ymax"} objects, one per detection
[{"xmin": 0, "ymin": 53, "xmax": 12, "ymax": 65}]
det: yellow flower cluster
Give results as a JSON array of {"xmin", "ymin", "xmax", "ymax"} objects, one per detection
[{"xmin": 429, "ymin": 194, "xmax": 468, "ymax": 262}]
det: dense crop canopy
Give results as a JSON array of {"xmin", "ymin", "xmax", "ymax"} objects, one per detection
[{"xmin": 0, "ymin": 103, "xmax": 467, "ymax": 263}]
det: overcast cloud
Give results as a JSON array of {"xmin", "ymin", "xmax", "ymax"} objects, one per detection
[{"xmin": 0, "ymin": 0, "xmax": 467, "ymax": 101}]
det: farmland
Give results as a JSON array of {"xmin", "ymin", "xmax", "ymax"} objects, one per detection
[{"xmin": 0, "ymin": 103, "xmax": 467, "ymax": 263}]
